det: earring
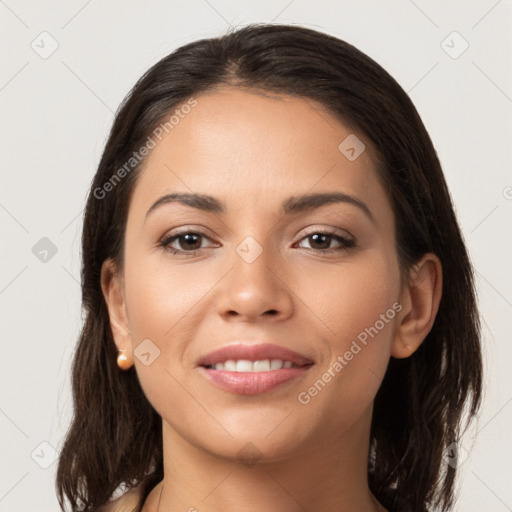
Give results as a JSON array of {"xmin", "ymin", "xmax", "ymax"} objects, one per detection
[
  {"xmin": 404, "ymin": 344, "xmax": 412, "ymax": 350},
  {"xmin": 117, "ymin": 349, "xmax": 132, "ymax": 370}
]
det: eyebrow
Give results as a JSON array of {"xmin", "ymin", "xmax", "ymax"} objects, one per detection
[{"xmin": 145, "ymin": 191, "xmax": 375, "ymax": 225}]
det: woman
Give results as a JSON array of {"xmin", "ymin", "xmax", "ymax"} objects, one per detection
[{"xmin": 56, "ymin": 23, "xmax": 483, "ymax": 512}]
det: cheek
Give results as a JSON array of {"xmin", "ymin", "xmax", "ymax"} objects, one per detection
[
  {"xmin": 297, "ymin": 253, "xmax": 400, "ymax": 413},
  {"xmin": 304, "ymin": 252, "xmax": 400, "ymax": 346},
  {"xmin": 123, "ymin": 251, "xmax": 208, "ymax": 338},
  {"xmin": 121, "ymin": 255, "xmax": 209, "ymax": 412},
  {"xmin": 122, "ymin": 252, "xmax": 222, "ymax": 390}
]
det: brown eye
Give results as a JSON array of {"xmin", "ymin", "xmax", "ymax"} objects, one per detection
[
  {"xmin": 296, "ymin": 231, "xmax": 356, "ymax": 252},
  {"xmin": 175, "ymin": 233, "xmax": 203, "ymax": 251},
  {"xmin": 159, "ymin": 231, "xmax": 214, "ymax": 255}
]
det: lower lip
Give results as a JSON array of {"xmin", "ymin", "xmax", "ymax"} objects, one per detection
[{"xmin": 198, "ymin": 366, "xmax": 313, "ymax": 395}]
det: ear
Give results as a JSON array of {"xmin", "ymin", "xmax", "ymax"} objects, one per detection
[
  {"xmin": 100, "ymin": 258, "xmax": 134, "ymax": 369},
  {"xmin": 391, "ymin": 253, "xmax": 443, "ymax": 359}
]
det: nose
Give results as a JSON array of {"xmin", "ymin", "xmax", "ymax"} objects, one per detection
[{"xmin": 216, "ymin": 241, "xmax": 294, "ymax": 323}]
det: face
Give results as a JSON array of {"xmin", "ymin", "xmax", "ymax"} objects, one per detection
[{"xmin": 107, "ymin": 87, "xmax": 405, "ymax": 462}]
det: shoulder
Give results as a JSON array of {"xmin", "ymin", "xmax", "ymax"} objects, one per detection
[{"xmin": 98, "ymin": 484, "xmax": 144, "ymax": 512}]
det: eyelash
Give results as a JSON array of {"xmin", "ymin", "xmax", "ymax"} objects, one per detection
[{"xmin": 158, "ymin": 229, "xmax": 356, "ymax": 256}]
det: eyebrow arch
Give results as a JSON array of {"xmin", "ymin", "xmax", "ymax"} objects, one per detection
[{"xmin": 145, "ymin": 191, "xmax": 375, "ymax": 225}]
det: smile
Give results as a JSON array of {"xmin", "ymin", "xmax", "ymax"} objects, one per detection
[{"xmin": 197, "ymin": 342, "xmax": 314, "ymax": 394}]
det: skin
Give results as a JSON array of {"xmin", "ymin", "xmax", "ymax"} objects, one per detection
[{"xmin": 101, "ymin": 87, "xmax": 442, "ymax": 512}]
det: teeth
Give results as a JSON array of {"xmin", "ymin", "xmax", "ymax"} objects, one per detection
[
  {"xmin": 270, "ymin": 359, "xmax": 283, "ymax": 370},
  {"xmin": 211, "ymin": 359, "xmax": 295, "ymax": 371},
  {"xmin": 253, "ymin": 360, "xmax": 270, "ymax": 372},
  {"xmin": 224, "ymin": 360, "xmax": 236, "ymax": 371},
  {"xmin": 235, "ymin": 360, "xmax": 253, "ymax": 372}
]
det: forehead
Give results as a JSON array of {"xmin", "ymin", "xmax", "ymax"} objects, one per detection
[{"xmin": 129, "ymin": 87, "xmax": 392, "ymax": 224}]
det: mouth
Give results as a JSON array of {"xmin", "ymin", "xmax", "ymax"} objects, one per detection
[{"xmin": 197, "ymin": 343, "xmax": 314, "ymax": 395}]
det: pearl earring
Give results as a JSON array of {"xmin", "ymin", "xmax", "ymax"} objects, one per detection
[{"xmin": 117, "ymin": 349, "xmax": 132, "ymax": 370}]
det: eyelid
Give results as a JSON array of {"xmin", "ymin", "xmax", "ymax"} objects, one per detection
[
  {"xmin": 296, "ymin": 225, "xmax": 355, "ymax": 242},
  {"xmin": 160, "ymin": 225, "xmax": 214, "ymax": 240}
]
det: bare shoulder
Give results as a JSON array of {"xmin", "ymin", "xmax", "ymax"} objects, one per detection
[{"xmin": 98, "ymin": 484, "xmax": 144, "ymax": 512}]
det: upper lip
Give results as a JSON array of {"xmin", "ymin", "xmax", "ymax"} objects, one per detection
[{"xmin": 197, "ymin": 343, "xmax": 314, "ymax": 367}]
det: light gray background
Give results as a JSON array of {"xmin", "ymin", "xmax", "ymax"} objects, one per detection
[{"xmin": 1, "ymin": 1, "xmax": 511, "ymax": 511}]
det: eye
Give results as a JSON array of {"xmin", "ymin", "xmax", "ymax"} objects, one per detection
[
  {"xmin": 159, "ymin": 230, "xmax": 215, "ymax": 256},
  {"xmin": 159, "ymin": 228, "xmax": 356, "ymax": 257},
  {"xmin": 294, "ymin": 231, "xmax": 356, "ymax": 252}
]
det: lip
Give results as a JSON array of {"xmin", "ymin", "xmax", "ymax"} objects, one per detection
[{"xmin": 196, "ymin": 343, "xmax": 314, "ymax": 395}]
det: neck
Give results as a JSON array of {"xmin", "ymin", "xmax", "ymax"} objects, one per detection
[{"xmin": 143, "ymin": 405, "xmax": 387, "ymax": 512}]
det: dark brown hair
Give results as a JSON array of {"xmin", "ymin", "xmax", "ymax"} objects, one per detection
[{"xmin": 56, "ymin": 23, "xmax": 483, "ymax": 512}]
